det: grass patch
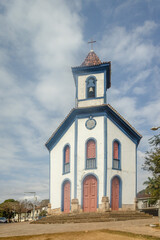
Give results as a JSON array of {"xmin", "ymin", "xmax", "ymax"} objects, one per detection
[
  {"xmin": 0, "ymin": 229, "xmax": 159, "ymax": 240},
  {"xmin": 100, "ymin": 229, "xmax": 160, "ymax": 240}
]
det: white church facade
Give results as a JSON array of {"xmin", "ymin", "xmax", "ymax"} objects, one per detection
[{"xmin": 46, "ymin": 50, "xmax": 142, "ymax": 213}]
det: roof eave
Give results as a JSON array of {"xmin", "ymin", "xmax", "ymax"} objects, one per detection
[
  {"xmin": 71, "ymin": 62, "xmax": 111, "ymax": 89},
  {"xmin": 45, "ymin": 104, "xmax": 142, "ymax": 151}
]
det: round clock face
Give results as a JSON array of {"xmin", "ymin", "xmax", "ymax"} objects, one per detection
[{"xmin": 85, "ymin": 118, "xmax": 96, "ymax": 130}]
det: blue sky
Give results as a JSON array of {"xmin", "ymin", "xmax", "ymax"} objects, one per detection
[{"xmin": 0, "ymin": 0, "xmax": 160, "ymax": 203}]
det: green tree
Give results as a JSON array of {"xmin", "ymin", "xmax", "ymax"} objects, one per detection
[
  {"xmin": 143, "ymin": 134, "xmax": 160, "ymax": 202},
  {"xmin": 39, "ymin": 210, "xmax": 47, "ymax": 217},
  {"xmin": 0, "ymin": 199, "xmax": 16, "ymax": 221}
]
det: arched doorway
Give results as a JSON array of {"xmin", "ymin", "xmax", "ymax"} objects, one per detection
[
  {"xmin": 83, "ymin": 175, "xmax": 97, "ymax": 212},
  {"xmin": 111, "ymin": 176, "xmax": 120, "ymax": 210},
  {"xmin": 63, "ymin": 181, "xmax": 70, "ymax": 213}
]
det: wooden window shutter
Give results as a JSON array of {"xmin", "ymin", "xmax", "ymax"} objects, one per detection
[
  {"xmin": 65, "ymin": 146, "xmax": 70, "ymax": 163},
  {"xmin": 87, "ymin": 140, "xmax": 96, "ymax": 159},
  {"xmin": 114, "ymin": 142, "xmax": 119, "ymax": 159}
]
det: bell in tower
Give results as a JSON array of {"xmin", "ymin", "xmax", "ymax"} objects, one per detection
[
  {"xmin": 87, "ymin": 78, "xmax": 95, "ymax": 99},
  {"xmin": 71, "ymin": 49, "xmax": 111, "ymax": 108}
]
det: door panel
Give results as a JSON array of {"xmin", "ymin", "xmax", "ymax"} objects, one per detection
[
  {"xmin": 83, "ymin": 175, "xmax": 97, "ymax": 212},
  {"xmin": 63, "ymin": 181, "xmax": 70, "ymax": 213},
  {"xmin": 111, "ymin": 177, "xmax": 119, "ymax": 210}
]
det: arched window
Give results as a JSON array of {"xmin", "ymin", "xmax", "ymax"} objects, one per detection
[
  {"xmin": 63, "ymin": 145, "xmax": 70, "ymax": 174},
  {"xmin": 113, "ymin": 140, "xmax": 121, "ymax": 170},
  {"xmin": 86, "ymin": 139, "xmax": 96, "ymax": 169},
  {"xmin": 86, "ymin": 77, "xmax": 96, "ymax": 99}
]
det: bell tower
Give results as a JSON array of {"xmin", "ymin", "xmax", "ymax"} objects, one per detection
[{"xmin": 72, "ymin": 50, "xmax": 111, "ymax": 108}]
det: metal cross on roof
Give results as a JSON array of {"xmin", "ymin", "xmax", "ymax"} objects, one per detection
[{"xmin": 88, "ymin": 39, "xmax": 96, "ymax": 51}]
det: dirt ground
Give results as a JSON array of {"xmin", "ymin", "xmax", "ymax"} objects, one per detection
[
  {"xmin": 0, "ymin": 229, "xmax": 159, "ymax": 240},
  {"xmin": 0, "ymin": 218, "xmax": 159, "ymax": 240}
]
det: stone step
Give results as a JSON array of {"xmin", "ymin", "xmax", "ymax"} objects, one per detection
[
  {"xmin": 48, "ymin": 212, "xmax": 149, "ymax": 218},
  {"xmin": 42, "ymin": 214, "xmax": 149, "ymax": 221},
  {"xmin": 32, "ymin": 211, "xmax": 152, "ymax": 224}
]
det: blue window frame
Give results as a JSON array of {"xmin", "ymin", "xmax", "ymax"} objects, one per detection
[
  {"xmin": 61, "ymin": 179, "xmax": 71, "ymax": 212},
  {"xmin": 86, "ymin": 76, "xmax": 97, "ymax": 99},
  {"xmin": 112, "ymin": 139, "xmax": 121, "ymax": 170},
  {"xmin": 63, "ymin": 144, "xmax": 70, "ymax": 174},
  {"xmin": 86, "ymin": 138, "xmax": 97, "ymax": 169}
]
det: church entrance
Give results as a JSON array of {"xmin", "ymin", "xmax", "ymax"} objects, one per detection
[
  {"xmin": 63, "ymin": 181, "xmax": 70, "ymax": 213},
  {"xmin": 111, "ymin": 176, "xmax": 120, "ymax": 210},
  {"xmin": 83, "ymin": 175, "xmax": 97, "ymax": 212}
]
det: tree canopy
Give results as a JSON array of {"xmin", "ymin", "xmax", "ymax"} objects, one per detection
[
  {"xmin": 0, "ymin": 199, "xmax": 16, "ymax": 220},
  {"xmin": 143, "ymin": 134, "xmax": 160, "ymax": 201}
]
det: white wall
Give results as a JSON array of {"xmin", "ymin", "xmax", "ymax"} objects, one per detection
[
  {"xmin": 78, "ymin": 98, "xmax": 104, "ymax": 108},
  {"xmin": 77, "ymin": 73, "xmax": 105, "ymax": 108},
  {"xmin": 107, "ymin": 118, "xmax": 136, "ymax": 205},
  {"xmin": 50, "ymin": 115, "xmax": 137, "ymax": 210},
  {"xmin": 76, "ymin": 116, "xmax": 104, "ymax": 206},
  {"xmin": 50, "ymin": 122, "xmax": 75, "ymax": 209}
]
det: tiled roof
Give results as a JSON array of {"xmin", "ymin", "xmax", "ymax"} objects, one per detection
[
  {"xmin": 137, "ymin": 190, "xmax": 151, "ymax": 199},
  {"xmin": 81, "ymin": 50, "xmax": 102, "ymax": 66},
  {"xmin": 45, "ymin": 108, "xmax": 75, "ymax": 147},
  {"xmin": 107, "ymin": 104, "xmax": 142, "ymax": 138}
]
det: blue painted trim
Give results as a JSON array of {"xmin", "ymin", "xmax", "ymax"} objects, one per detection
[
  {"xmin": 81, "ymin": 173, "xmax": 99, "ymax": 210},
  {"xmin": 104, "ymin": 115, "xmax": 107, "ymax": 196},
  {"xmin": 85, "ymin": 138, "xmax": 97, "ymax": 170},
  {"xmin": 77, "ymin": 112, "xmax": 107, "ymax": 119},
  {"xmin": 62, "ymin": 171, "xmax": 70, "ymax": 175},
  {"xmin": 72, "ymin": 62, "xmax": 110, "ymax": 72},
  {"xmin": 74, "ymin": 119, "xmax": 78, "ymax": 198},
  {"xmin": 112, "ymin": 139, "xmax": 121, "ymax": 170},
  {"xmin": 78, "ymin": 96, "xmax": 104, "ymax": 102},
  {"xmin": 107, "ymin": 114, "xmax": 138, "ymax": 145},
  {"xmin": 62, "ymin": 143, "xmax": 71, "ymax": 174},
  {"xmin": 72, "ymin": 63, "xmax": 111, "ymax": 95},
  {"xmin": 61, "ymin": 178, "xmax": 71, "ymax": 212},
  {"xmin": 85, "ymin": 75, "xmax": 97, "ymax": 99},
  {"xmin": 85, "ymin": 117, "xmax": 96, "ymax": 130},
  {"xmin": 110, "ymin": 175, "xmax": 122, "ymax": 209},
  {"xmin": 136, "ymin": 145, "xmax": 137, "ymax": 197},
  {"xmin": 73, "ymin": 69, "xmax": 106, "ymax": 78},
  {"xmin": 75, "ymin": 75, "xmax": 78, "ymax": 107},
  {"xmin": 46, "ymin": 105, "xmax": 141, "ymax": 151},
  {"xmin": 49, "ymin": 151, "xmax": 51, "ymax": 202},
  {"xmin": 47, "ymin": 118, "xmax": 74, "ymax": 151},
  {"xmin": 104, "ymin": 70, "xmax": 107, "ymax": 104}
]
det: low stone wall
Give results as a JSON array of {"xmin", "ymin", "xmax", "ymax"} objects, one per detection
[{"xmin": 48, "ymin": 204, "xmax": 61, "ymax": 215}]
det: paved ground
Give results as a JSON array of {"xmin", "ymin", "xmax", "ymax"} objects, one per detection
[{"xmin": 0, "ymin": 217, "xmax": 159, "ymax": 238}]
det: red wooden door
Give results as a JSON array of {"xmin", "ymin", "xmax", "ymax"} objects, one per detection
[
  {"xmin": 83, "ymin": 175, "xmax": 97, "ymax": 212},
  {"xmin": 63, "ymin": 181, "xmax": 70, "ymax": 213},
  {"xmin": 111, "ymin": 177, "xmax": 119, "ymax": 210}
]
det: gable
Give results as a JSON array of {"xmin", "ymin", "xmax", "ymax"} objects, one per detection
[{"xmin": 45, "ymin": 104, "xmax": 142, "ymax": 151}]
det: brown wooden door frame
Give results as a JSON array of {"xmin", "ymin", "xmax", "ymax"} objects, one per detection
[
  {"xmin": 83, "ymin": 175, "xmax": 97, "ymax": 212},
  {"xmin": 111, "ymin": 176, "xmax": 120, "ymax": 210},
  {"xmin": 63, "ymin": 180, "xmax": 70, "ymax": 213}
]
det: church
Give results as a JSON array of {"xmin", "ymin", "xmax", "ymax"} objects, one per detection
[{"xmin": 45, "ymin": 49, "xmax": 142, "ymax": 214}]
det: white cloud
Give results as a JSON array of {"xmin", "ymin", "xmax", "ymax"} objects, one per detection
[
  {"xmin": 0, "ymin": 0, "xmax": 84, "ymax": 202},
  {"xmin": 133, "ymin": 87, "xmax": 146, "ymax": 95},
  {"xmin": 121, "ymin": 69, "xmax": 151, "ymax": 94},
  {"xmin": 0, "ymin": 177, "xmax": 49, "ymax": 203},
  {"xmin": 100, "ymin": 20, "xmax": 160, "ymax": 194},
  {"xmin": 100, "ymin": 21, "xmax": 159, "ymax": 71},
  {"xmin": 103, "ymin": 21, "xmax": 160, "ymax": 131},
  {"xmin": 0, "ymin": 1, "xmax": 159, "ymax": 203}
]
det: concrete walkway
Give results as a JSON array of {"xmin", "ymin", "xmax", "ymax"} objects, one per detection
[{"xmin": 0, "ymin": 217, "xmax": 159, "ymax": 238}]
